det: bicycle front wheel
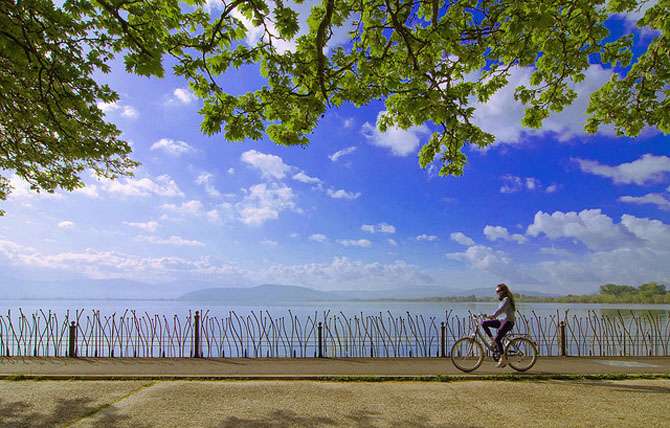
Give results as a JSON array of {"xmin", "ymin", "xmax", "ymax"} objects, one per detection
[
  {"xmin": 505, "ymin": 337, "xmax": 537, "ymax": 372},
  {"xmin": 450, "ymin": 338, "xmax": 484, "ymax": 372}
]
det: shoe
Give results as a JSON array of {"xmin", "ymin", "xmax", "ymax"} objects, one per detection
[
  {"xmin": 496, "ymin": 356, "xmax": 507, "ymax": 368},
  {"xmin": 488, "ymin": 338, "xmax": 496, "ymax": 349}
]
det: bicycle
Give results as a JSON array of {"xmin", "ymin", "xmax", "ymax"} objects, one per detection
[{"xmin": 450, "ymin": 314, "xmax": 538, "ymax": 372}]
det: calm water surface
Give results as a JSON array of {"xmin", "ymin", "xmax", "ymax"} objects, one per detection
[{"xmin": 2, "ymin": 299, "xmax": 669, "ymax": 320}]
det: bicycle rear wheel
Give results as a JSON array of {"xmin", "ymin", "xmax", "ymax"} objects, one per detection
[
  {"xmin": 505, "ymin": 337, "xmax": 537, "ymax": 372},
  {"xmin": 450, "ymin": 338, "xmax": 484, "ymax": 372}
]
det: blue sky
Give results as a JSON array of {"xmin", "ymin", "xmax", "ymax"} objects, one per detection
[{"xmin": 1, "ymin": 3, "xmax": 669, "ymax": 297}]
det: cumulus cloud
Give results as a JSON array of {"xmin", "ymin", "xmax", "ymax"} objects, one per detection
[
  {"xmin": 327, "ymin": 188, "xmax": 361, "ymax": 200},
  {"xmin": 619, "ymin": 193, "xmax": 670, "ymax": 211},
  {"xmin": 471, "ymin": 65, "xmax": 615, "ymax": 144},
  {"xmin": 447, "ymin": 245, "xmax": 534, "ymax": 283},
  {"xmin": 98, "ymin": 175, "xmax": 183, "ymax": 198},
  {"xmin": 362, "ymin": 111, "xmax": 431, "ymax": 156},
  {"xmin": 337, "ymin": 239, "xmax": 372, "ymax": 248},
  {"xmin": 309, "ymin": 234, "xmax": 328, "ymax": 243},
  {"xmin": 527, "ymin": 209, "xmax": 643, "ymax": 250},
  {"xmin": 416, "ymin": 234, "xmax": 438, "ymax": 241},
  {"xmin": 195, "ymin": 172, "xmax": 222, "ymax": 198},
  {"xmin": 255, "ymin": 256, "xmax": 435, "ymax": 290},
  {"xmin": 292, "ymin": 171, "xmax": 323, "ymax": 185},
  {"xmin": 361, "ymin": 222, "xmax": 396, "ymax": 234},
  {"xmin": 574, "ymin": 154, "xmax": 670, "ymax": 185},
  {"xmin": 237, "ymin": 183, "xmax": 298, "ymax": 226},
  {"xmin": 329, "ymin": 146, "xmax": 357, "ymax": 162},
  {"xmin": 97, "ymin": 101, "xmax": 138, "ymax": 119},
  {"xmin": 241, "ymin": 150, "xmax": 292, "ymax": 180},
  {"xmin": 484, "ymin": 225, "xmax": 527, "ymax": 244},
  {"xmin": 123, "ymin": 221, "xmax": 159, "ymax": 232},
  {"xmin": 151, "ymin": 138, "xmax": 195, "ymax": 156},
  {"xmin": 500, "ymin": 175, "xmax": 550, "ymax": 194},
  {"xmin": 6, "ymin": 175, "xmax": 64, "ymax": 201},
  {"xmin": 173, "ymin": 88, "xmax": 196, "ymax": 104},
  {"xmin": 138, "ymin": 235, "xmax": 205, "ymax": 247},
  {"xmin": 57, "ymin": 221, "xmax": 75, "ymax": 229},
  {"xmin": 450, "ymin": 232, "xmax": 475, "ymax": 246},
  {"xmin": 161, "ymin": 200, "xmax": 204, "ymax": 216}
]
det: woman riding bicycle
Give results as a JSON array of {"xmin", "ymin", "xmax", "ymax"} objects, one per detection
[{"xmin": 483, "ymin": 283, "xmax": 516, "ymax": 368}]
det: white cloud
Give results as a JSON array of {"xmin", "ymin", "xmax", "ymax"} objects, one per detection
[
  {"xmin": 123, "ymin": 221, "xmax": 159, "ymax": 232},
  {"xmin": 574, "ymin": 154, "xmax": 670, "ymax": 185},
  {"xmin": 261, "ymin": 240, "xmax": 278, "ymax": 246},
  {"xmin": 361, "ymin": 222, "xmax": 396, "ymax": 234},
  {"xmin": 121, "ymin": 106, "xmax": 138, "ymax": 118},
  {"xmin": 337, "ymin": 239, "xmax": 372, "ymax": 248},
  {"xmin": 450, "ymin": 232, "xmax": 475, "ymax": 246},
  {"xmin": 173, "ymin": 88, "xmax": 196, "ymax": 104},
  {"xmin": 471, "ymin": 65, "xmax": 616, "ymax": 144},
  {"xmin": 255, "ymin": 257, "xmax": 435, "ymax": 290},
  {"xmin": 98, "ymin": 175, "xmax": 183, "ymax": 198},
  {"xmin": 619, "ymin": 193, "xmax": 670, "ymax": 211},
  {"xmin": 387, "ymin": 239, "xmax": 398, "ymax": 246},
  {"xmin": 416, "ymin": 234, "xmax": 438, "ymax": 241},
  {"xmin": 97, "ymin": 101, "xmax": 138, "ymax": 119},
  {"xmin": 0, "ymin": 242, "xmax": 244, "ymax": 283},
  {"xmin": 327, "ymin": 188, "xmax": 361, "ymax": 200},
  {"xmin": 362, "ymin": 111, "xmax": 431, "ymax": 156},
  {"xmin": 57, "ymin": 221, "xmax": 75, "ymax": 229},
  {"xmin": 329, "ymin": 146, "xmax": 357, "ymax": 162},
  {"xmin": 292, "ymin": 171, "xmax": 323, "ymax": 185},
  {"xmin": 447, "ymin": 245, "xmax": 533, "ymax": 282},
  {"xmin": 6, "ymin": 175, "xmax": 64, "ymax": 201},
  {"xmin": 195, "ymin": 172, "xmax": 222, "ymax": 198},
  {"xmin": 138, "ymin": 235, "xmax": 205, "ymax": 247},
  {"xmin": 309, "ymin": 234, "xmax": 328, "ymax": 243},
  {"xmin": 237, "ymin": 183, "xmax": 298, "ymax": 226},
  {"xmin": 526, "ymin": 209, "xmax": 642, "ymax": 250},
  {"xmin": 500, "ymin": 175, "xmax": 550, "ymax": 194},
  {"xmin": 241, "ymin": 150, "xmax": 292, "ymax": 180},
  {"xmin": 161, "ymin": 200, "xmax": 204, "ymax": 216},
  {"xmin": 151, "ymin": 138, "xmax": 195, "ymax": 156},
  {"xmin": 484, "ymin": 225, "xmax": 527, "ymax": 244}
]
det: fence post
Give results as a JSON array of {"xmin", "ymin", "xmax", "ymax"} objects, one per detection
[
  {"xmin": 440, "ymin": 322, "xmax": 446, "ymax": 357},
  {"xmin": 318, "ymin": 322, "xmax": 323, "ymax": 358},
  {"xmin": 559, "ymin": 321, "xmax": 567, "ymax": 356},
  {"xmin": 68, "ymin": 321, "xmax": 77, "ymax": 358},
  {"xmin": 194, "ymin": 311, "xmax": 200, "ymax": 358}
]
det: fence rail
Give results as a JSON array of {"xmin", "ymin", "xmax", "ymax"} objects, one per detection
[{"xmin": 1, "ymin": 308, "xmax": 668, "ymax": 358}]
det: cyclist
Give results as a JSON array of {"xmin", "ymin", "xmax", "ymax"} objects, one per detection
[{"xmin": 483, "ymin": 283, "xmax": 516, "ymax": 368}]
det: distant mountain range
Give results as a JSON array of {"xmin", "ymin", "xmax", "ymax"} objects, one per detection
[
  {"xmin": 0, "ymin": 276, "xmax": 555, "ymax": 302},
  {"xmin": 176, "ymin": 284, "xmax": 555, "ymax": 303}
]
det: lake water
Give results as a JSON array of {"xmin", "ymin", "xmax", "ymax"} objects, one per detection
[{"xmin": 2, "ymin": 299, "xmax": 669, "ymax": 321}]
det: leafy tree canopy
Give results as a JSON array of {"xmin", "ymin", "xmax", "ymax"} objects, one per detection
[{"xmin": 2, "ymin": 0, "xmax": 669, "ymax": 210}]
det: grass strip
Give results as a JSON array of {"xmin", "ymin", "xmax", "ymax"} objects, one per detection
[
  {"xmin": 2, "ymin": 373, "xmax": 669, "ymax": 382},
  {"xmin": 60, "ymin": 381, "xmax": 155, "ymax": 427}
]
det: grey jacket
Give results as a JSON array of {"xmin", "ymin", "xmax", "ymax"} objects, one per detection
[{"xmin": 492, "ymin": 296, "xmax": 516, "ymax": 322}]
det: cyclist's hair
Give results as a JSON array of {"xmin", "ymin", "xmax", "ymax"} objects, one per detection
[{"xmin": 496, "ymin": 283, "xmax": 516, "ymax": 311}]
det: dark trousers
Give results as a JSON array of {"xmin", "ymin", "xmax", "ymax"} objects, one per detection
[{"xmin": 482, "ymin": 319, "xmax": 514, "ymax": 354}]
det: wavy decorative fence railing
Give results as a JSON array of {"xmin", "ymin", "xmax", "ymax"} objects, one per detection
[{"xmin": 0, "ymin": 308, "xmax": 668, "ymax": 358}]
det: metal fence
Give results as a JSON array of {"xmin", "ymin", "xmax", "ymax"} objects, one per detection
[{"xmin": 1, "ymin": 308, "xmax": 668, "ymax": 358}]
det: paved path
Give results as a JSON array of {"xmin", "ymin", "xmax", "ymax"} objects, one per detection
[
  {"xmin": 1, "ymin": 378, "xmax": 669, "ymax": 427},
  {"xmin": 1, "ymin": 357, "xmax": 669, "ymax": 427},
  {"xmin": 1, "ymin": 356, "xmax": 670, "ymax": 379}
]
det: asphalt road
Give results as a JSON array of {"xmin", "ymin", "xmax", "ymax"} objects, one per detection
[
  {"xmin": 1, "ymin": 357, "xmax": 668, "ymax": 427},
  {"xmin": 1, "ymin": 378, "xmax": 669, "ymax": 427}
]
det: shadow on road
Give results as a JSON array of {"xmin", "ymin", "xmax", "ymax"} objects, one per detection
[
  {"xmin": 211, "ymin": 409, "xmax": 480, "ymax": 428},
  {"xmin": 0, "ymin": 395, "xmax": 148, "ymax": 428}
]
